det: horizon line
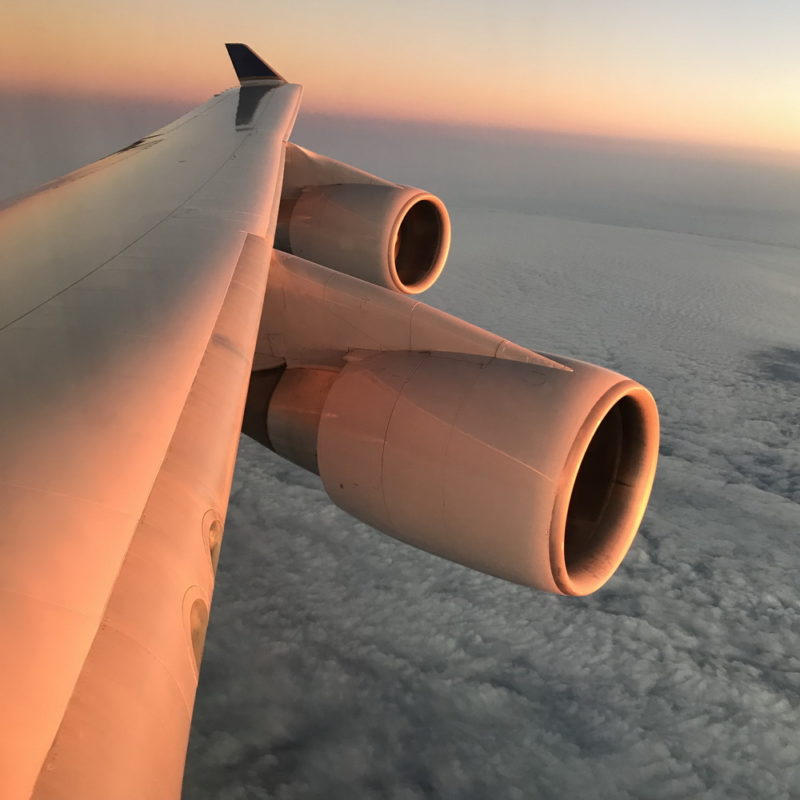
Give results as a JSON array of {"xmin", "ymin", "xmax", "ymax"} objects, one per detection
[{"xmin": 3, "ymin": 83, "xmax": 799, "ymax": 169}]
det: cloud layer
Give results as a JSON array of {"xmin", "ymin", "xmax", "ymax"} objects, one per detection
[{"xmin": 184, "ymin": 191, "xmax": 800, "ymax": 800}]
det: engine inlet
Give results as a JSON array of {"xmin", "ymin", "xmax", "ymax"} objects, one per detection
[
  {"xmin": 390, "ymin": 195, "xmax": 451, "ymax": 293},
  {"xmin": 551, "ymin": 385, "xmax": 659, "ymax": 595}
]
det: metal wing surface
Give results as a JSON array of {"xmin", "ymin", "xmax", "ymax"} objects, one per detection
[{"xmin": 0, "ymin": 47, "xmax": 301, "ymax": 798}]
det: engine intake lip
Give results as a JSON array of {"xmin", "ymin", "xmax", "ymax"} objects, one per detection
[
  {"xmin": 388, "ymin": 193, "xmax": 451, "ymax": 294},
  {"xmin": 549, "ymin": 381, "xmax": 659, "ymax": 596}
]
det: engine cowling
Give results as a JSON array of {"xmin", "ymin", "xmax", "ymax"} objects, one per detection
[
  {"xmin": 265, "ymin": 351, "xmax": 659, "ymax": 596},
  {"xmin": 245, "ymin": 249, "xmax": 660, "ymax": 596},
  {"xmin": 281, "ymin": 184, "xmax": 450, "ymax": 294},
  {"xmin": 275, "ymin": 144, "xmax": 450, "ymax": 294}
]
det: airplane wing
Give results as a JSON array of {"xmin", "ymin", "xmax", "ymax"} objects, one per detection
[
  {"xmin": 0, "ymin": 45, "xmax": 301, "ymax": 799},
  {"xmin": 0, "ymin": 43, "xmax": 659, "ymax": 799}
]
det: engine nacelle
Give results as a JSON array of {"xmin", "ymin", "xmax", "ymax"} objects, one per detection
[
  {"xmin": 265, "ymin": 351, "xmax": 659, "ymax": 596},
  {"xmin": 276, "ymin": 144, "xmax": 450, "ymax": 294},
  {"xmin": 246, "ymin": 250, "xmax": 660, "ymax": 596}
]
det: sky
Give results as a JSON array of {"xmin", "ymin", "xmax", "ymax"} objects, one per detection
[{"xmin": 2, "ymin": 0, "xmax": 800, "ymax": 155}]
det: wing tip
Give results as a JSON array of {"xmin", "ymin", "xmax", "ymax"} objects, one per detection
[{"xmin": 225, "ymin": 43, "xmax": 285, "ymax": 84}]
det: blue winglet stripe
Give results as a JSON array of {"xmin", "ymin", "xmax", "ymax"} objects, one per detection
[{"xmin": 225, "ymin": 43, "xmax": 285, "ymax": 84}]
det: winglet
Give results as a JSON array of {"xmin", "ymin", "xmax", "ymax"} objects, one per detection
[{"xmin": 225, "ymin": 43, "xmax": 285, "ymax": 84}]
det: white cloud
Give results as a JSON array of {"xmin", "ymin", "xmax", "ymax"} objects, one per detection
[{"xmin": 184, "ymin": 141, "xmax": 800, "ymax": 799}]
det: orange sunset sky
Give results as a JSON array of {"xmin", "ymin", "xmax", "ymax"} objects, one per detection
[{"xmin": 3, "ymin": 0, "xmax": 799, "ymax": 156}]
